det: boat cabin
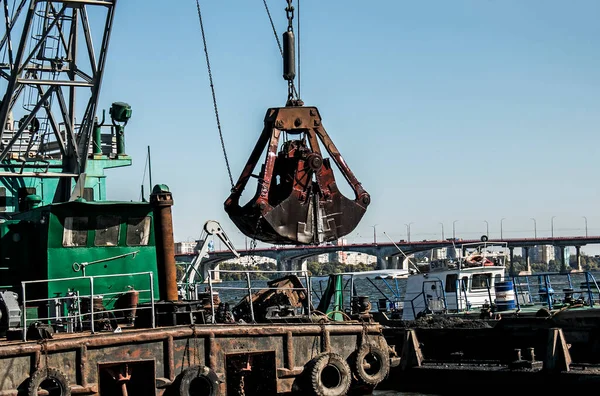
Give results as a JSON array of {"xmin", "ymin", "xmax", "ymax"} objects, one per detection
[
  {"xmin": 0, "ymin": 200, "xmax": 159, "ymax": 308},
  {"xmin": 402, "ymin": 242, "xmax": 508, "ymax": 320}
]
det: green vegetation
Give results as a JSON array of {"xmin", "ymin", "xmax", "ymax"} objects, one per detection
[
  {"xmin": 307, "ymin": 261, "xmax": 376, "ymax": 276},
  {"xmin": 510, "ymin": 254, "xmax": 600, "ymax": 273},
  {"xmin": 218, "ymin": 261, "xmax": 377, "ymax": 280},
  {"xmin": 219, "ymin": 262, "xmax": 276, "ymax": 281}
]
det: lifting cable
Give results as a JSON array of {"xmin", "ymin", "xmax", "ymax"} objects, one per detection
[
  {"xmin": 297, "ymin": 0, "xmax": 300, "ymax": 99},
  {"xmin": 261, "ymin": 0, "xmax": 299, "ymax": 100},
  {"xmin": 195, "ymin": 0, "xmax": 234, "ymax": 188}
]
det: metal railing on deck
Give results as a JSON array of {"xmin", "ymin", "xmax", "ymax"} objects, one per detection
[
  {"xmin": 511, "ymin": 272, "xmax": 600, "ymax": 311},
  {"xmin": 21, "ymin": 271, "xmax": 155, "ymax": 341},
  {"xmin": 207, "ymin": 269, "xmax": 311, "ymax": 324}
]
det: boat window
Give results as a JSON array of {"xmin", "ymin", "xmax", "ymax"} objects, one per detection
[
  {"xmin": 94, "ymin": 215, "xmax": 121, "ymax": 246},
  {"xmin": 472, "ymin": 273, "xmax": 492, "ymax": 290},
  {"xmin": 126, "ymin": 217, "xmax": 151, "ymax": 246},
  {"xmin": 494, "ymin": 274, "xmax": 502, "ymax": 285},
  {"xmin": 63, "ymin": 217, "xmax": 89, "ymax": 247},
  {"xmin": 445, "ymin": 274, "xmax": 458, "ymax": 292},
  {"xmin": 461, "ymin": 277, "xmax": 468, "ymax": 290}
]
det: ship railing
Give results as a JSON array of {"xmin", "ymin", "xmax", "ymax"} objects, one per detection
[
  {"xmin": 407, "ymin": 278, "xmax": 448, "ymax": 319},
  {"xmin": 207, "ymin": 269, "xmax": 311, "ymax": 324},
  {"xmin": 452, "ymin": 277, "xmax": 471, "ymax": 313},
  {"xmin": 21, "ymin": 271, "xmax": 155, "ymax": 341},
  {"xmin": 510, "ymin": 271, "xmax": 600, "ymax": 311}
]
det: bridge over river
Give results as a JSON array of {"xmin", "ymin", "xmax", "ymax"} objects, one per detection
[{"xmin": 175, "ymin": 236, "xmax": 600, "ymax": 276}]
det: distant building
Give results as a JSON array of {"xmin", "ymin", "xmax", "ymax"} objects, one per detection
[
  {"xmin": 554, "ymin": 246, "xmax": 571, "ymax": 265},
  {"xmin": 175, "ymin": 241, "xmax": 197, "ymax": 255},
  {"xmin": 431, "ymin": 248, "xmax": 447, "ymax": 260},
  {"xmin": 220, "ymin": 256, "xmax": 277, "ymax": 266},
  {"xmin": 530, "ymin": 245, "xmax": 555, "ymax": 264}
]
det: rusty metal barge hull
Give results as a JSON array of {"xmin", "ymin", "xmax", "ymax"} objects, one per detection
[{"xmin": 0, "ymin": 322, "xmax": 388, "ymax": 395}]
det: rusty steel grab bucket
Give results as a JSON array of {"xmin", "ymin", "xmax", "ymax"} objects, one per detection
[{"xmin": 224, "ymin": 106, "xmax": 370, "ymax": 245}]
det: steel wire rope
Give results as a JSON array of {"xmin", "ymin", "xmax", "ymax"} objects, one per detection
[
  {"xmin": 195, "ymin": 0, "xmax": 234, "ymax": 187},
  {"xmin": 297, "ymin": 0, "xmax": 300, "ymax": 98},
  {"xmin": 261, "ymin": 0, "xmax": 298, "ymax": 100}
]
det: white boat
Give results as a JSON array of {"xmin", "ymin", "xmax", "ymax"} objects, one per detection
[{"xmin": 402, "ymin": 241, "xmax": 509, "ymax": 320}]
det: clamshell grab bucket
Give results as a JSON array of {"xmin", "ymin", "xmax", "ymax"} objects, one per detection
[{"xmin": 224, "ymin": 106, "xmax": 370, "ymax": 245}]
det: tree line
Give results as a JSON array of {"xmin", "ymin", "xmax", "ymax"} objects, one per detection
[{"xmin": 216, "ymin": 261, "xmax": 377, "ymax": 281}]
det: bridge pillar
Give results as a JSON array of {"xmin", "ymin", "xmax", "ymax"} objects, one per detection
[
  {"xmin": 523, "ymin": 247, "xmax": 531, "ymax": 274},
  {"xmin": 575, "ymin": 246, "xmax": 582, "ymax": 271},
  {"xmin": 402, "ymin": 256, "xmax": 412, "ymax": 271},
  {"xmin": 297, "ymin": 259, "xmax": 308, "ymax": 274},
  {"xmin": 387, "ymin": 256, "xmax": 394, "ymax": 270},
  {"xmin": 376, "ymin": 255, "xmax": 387, "ymax": 270},
  {"xmin": 212, "ymin": 263, "xmax": 221, "ymax": 282},
  {"xmin": 509, "ymin": 247, "xmax": 515, "ymax": 276},
  {"xmin": 559, "ymin": 246, "xmax": 567, "ymax": 273},
  {"xmin": 277, "ymin": 259, "xmax": 290, "ymax": 272}
]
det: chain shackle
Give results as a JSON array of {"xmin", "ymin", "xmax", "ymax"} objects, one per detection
[{"xmin": 286, "ymin": 0, "xmax": 294, "ymax": 32}]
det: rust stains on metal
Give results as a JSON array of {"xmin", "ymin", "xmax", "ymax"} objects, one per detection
[
  {"xmin": 0, "ymin": 323, "xmax": 383, "ymax": 357},
  {"xmin": 232, "ymin": 275, "xmax": 308, "ymax": 322},
  {"xmin": 285, "ymin": 331, "xmax": 294, "ymax": 370},
  {"xmin": 166, "ymin": 335, "xmax": 174, "ymax": 381},
  {"xmin": 224, "ymin": 106, "xmax": 370, "ymax": 245},
  {"xmin": 150, "ymin": 185, "xmax": 178, "ymax": 302}
]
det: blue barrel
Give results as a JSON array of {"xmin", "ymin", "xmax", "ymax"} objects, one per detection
[{"xmin": 495, "ymin": 281, "xmax": 516, "ymax": 311}]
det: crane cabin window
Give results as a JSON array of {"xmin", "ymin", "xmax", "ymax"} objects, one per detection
[
  {"xmin": 94, "ymin": 216, "xmax": 121, "ymax": 246},
  {"xmin": 63, "ymin": 217, "xmax": 89, "ymax": 247},
  {"xmin": 126, "ymin": 217, "xmax": 151, "ymax": 246}
]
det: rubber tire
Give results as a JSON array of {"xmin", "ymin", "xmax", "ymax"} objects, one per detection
[
  {"xmin": 307, "ymin": 353, "xmax": 351, "ymax": 396},
  {"xmin": 481, "ymin": 235, "xmax": 489, "ymax": 242},
  {"xmin": 27, "ymin": 368, "xmax": 71, "ymax": 396},
  {"xmin": 353, "ymin": 344, "xmax": 390, "ymax": 386},
  {"xmin": 179, "ymin": 366, "xmax": 219, "ymax": 396}
]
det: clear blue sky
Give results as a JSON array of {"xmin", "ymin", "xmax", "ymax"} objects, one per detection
[{"xmin": 98, "ymin": 1, "xmax": 599, "ymax": 252}]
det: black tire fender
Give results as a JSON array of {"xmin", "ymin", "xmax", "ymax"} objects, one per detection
[
  {"xmin": 179, "ymin": 366, "xmax": 219, "ymax": 396},
  {"xmin": 307, "ymin": 353, "xmax": 351, "ymax": 396},
  {"xmin": 27, "ymin": 367, "xmax": 71, "ymax": 396},
  {"xmin": 353, "ymin": 344, "xmax": 390, "ymax": 386}
]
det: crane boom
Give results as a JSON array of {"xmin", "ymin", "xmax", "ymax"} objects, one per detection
[{"xmin": 179, "ymin": 220, "xmax": 239, "ymax": 299}]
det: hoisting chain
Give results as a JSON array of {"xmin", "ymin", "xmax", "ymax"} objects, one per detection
[
  {"xmin": 285, "ymin": 0, "xmax": 296, "ymax": 102},
  {"xmin": 261, "ymin": 0, "xmax": 299, "ymax": 101},
  {"xmin": 195, "ymin": 0, "xmax": 234, "ymax": 188}
]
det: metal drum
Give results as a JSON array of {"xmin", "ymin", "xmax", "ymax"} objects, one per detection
[{"xmin": 495, "ymin": 281, "xmax": 516, "ymax": 311}]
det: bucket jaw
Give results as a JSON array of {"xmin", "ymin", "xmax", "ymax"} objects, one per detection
[{"xmin": 224, "ymin": 106, "xmax": 370, "ymax": 245}]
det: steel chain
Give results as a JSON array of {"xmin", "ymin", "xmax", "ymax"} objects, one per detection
[
  {"xmin": 285, "ymin": 0, "xmax": 296, "ymax": 102},
  {"xmin": 262, "ymin": 0, "xmax": 298, "ymax": 101},
  {"xmin": 195, "ymin": 0, "xmax": 234, "ymax": 188},
  {"xmin": 285, "ymin": 0, "xmax": 294, "ymax": 32}
]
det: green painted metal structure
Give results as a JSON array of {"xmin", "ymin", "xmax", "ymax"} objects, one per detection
[
  {"xmin": 0, "ymin": 102, "xmax": 162, "ymax": 311},
  {"xmin": 0, "ymin": 199, "xmax": 159, "ymax": 303}
]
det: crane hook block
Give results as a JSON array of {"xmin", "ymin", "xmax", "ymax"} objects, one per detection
[
  {"xmin": 282, "ymin": 31, "xmax": 296, "ymax": 81},
  {"xmin": 224, "ymin": 106, "xmax": 370, "ymax": 245}
]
